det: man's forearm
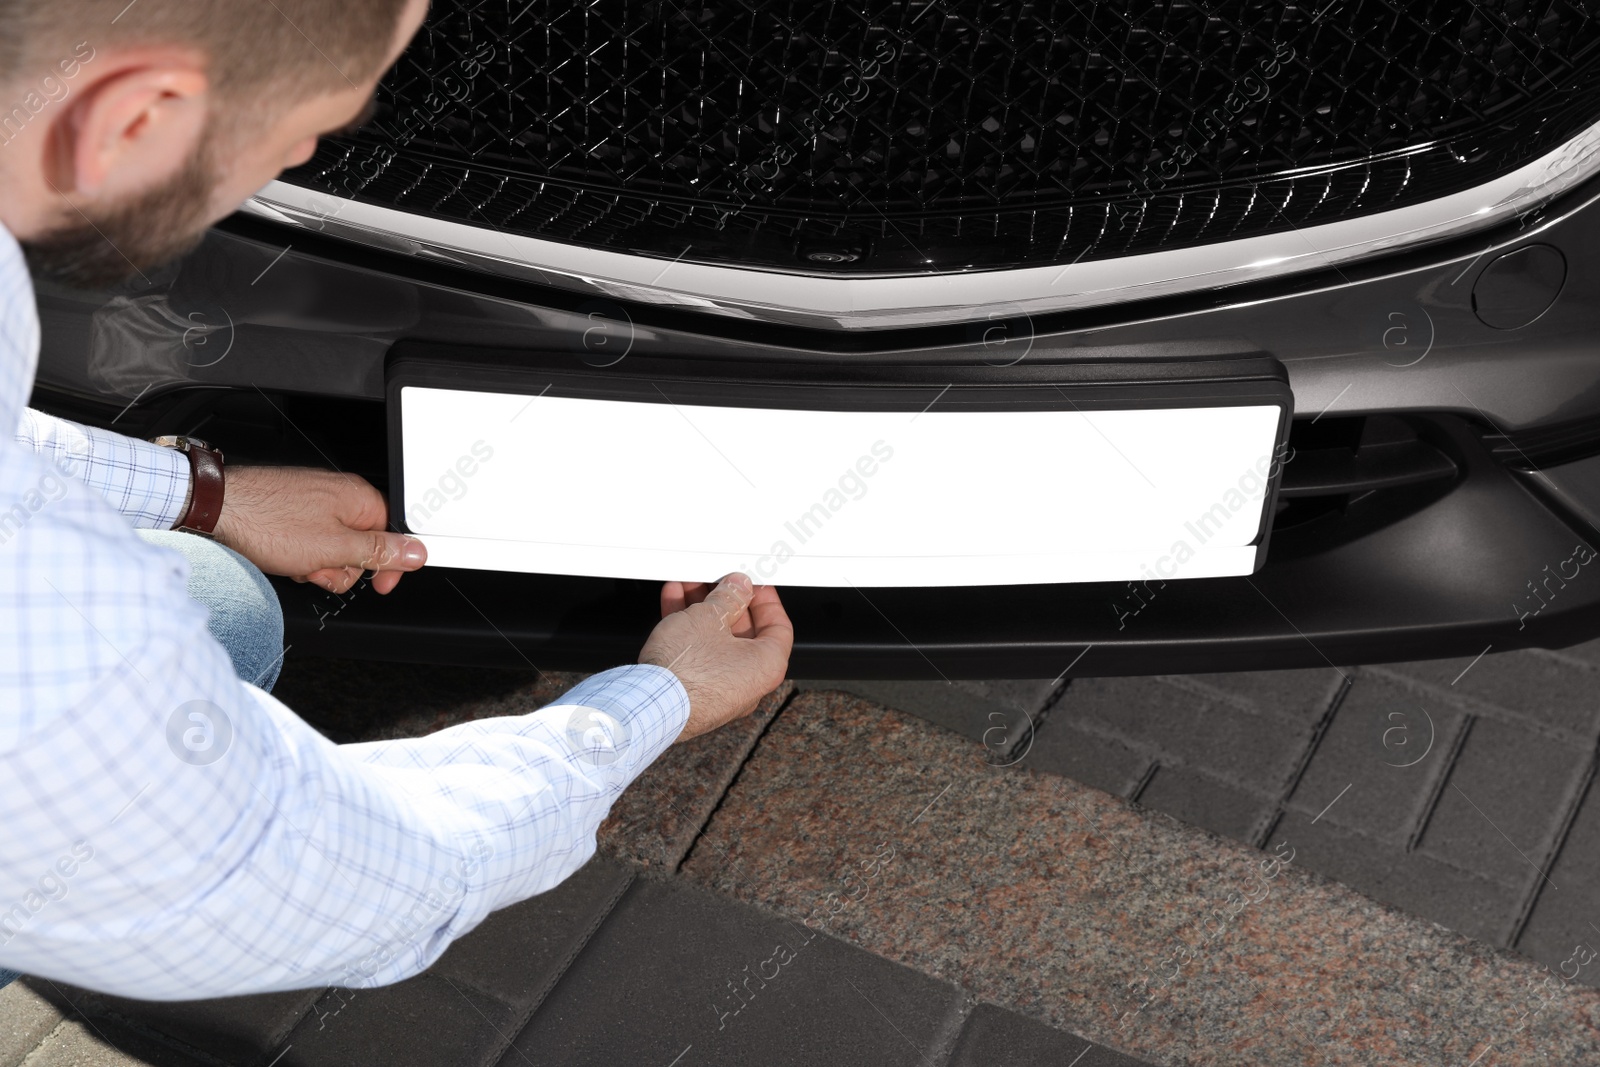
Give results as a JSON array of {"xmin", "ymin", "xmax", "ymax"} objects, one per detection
[{"xmin": 16, "ymin": 407, "xmax": 190, "ymax": 529}]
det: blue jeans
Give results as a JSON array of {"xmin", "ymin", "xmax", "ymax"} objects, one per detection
[
  {"xmin": 135, "ymin": 529, "xmax": 287, "ymax": 691},
  {"xmin": 0, "ymin": 531, "xmax": 283, "ymax": 994}
]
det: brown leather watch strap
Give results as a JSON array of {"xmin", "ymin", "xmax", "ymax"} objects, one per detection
[{"xmin": 152, "ymin": 436, "xmax": 226, "ymax": 537}]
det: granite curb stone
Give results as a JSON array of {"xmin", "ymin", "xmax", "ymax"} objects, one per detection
[
  {"xmin": 792, "ymin": 678, "xmax": 1056, "ymax": 754},
  {"xmin": 598, "ymin": 681, "xmax": 795, "ymax": 870},
  {"xmin": 680, "ymin": 688, "xmax": 1600, "ymax": 1066}
]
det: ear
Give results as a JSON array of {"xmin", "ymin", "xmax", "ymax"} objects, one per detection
[{"xmin": 57, "ymin": 57, "xmax": 209, "ymax": 200}]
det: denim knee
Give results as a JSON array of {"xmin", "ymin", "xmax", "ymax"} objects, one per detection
[{"xmin": 135, "ymin": 529, "xmax": 286, "ymax": 692}]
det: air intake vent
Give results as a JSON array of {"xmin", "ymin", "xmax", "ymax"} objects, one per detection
[{"xmin": 281, "ymin": 1, "xmax": 1600, "ymax": 274}]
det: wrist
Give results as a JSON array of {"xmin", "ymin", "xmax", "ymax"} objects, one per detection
[{"xmin": 150, "ymin": 435, "xmax": 225, "ymax": 537}]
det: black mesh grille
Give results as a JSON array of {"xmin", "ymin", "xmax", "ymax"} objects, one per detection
[{"xmin": 280, "ymin": 0, "xmax": 1600, "ymax": 274}]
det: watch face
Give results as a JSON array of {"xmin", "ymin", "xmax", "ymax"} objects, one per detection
[{"xmin": 154, "ymin": 435, "xmax": 209, "ymax": 452}]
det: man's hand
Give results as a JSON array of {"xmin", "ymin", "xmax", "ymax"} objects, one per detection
[
  {"xmin": 212, "ymin": 466, "xmax": 426, "ymax": 595},
  {"xmin": 639, "ymin": 572, "xmax": 793, "ymax": 742}
]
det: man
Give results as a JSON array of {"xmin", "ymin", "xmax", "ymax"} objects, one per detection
[{"xmin": 0, "ymin": 0, "xmax": 792, "ymax": 999}]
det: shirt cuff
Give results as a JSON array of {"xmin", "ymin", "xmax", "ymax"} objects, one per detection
[
  {"xmin": 16, "ymin": 409, "xmax": 192, "ymax": 529},
  {"xmin": 543, "ymin": 662, "xmax": 690, "ymax": 778},
  {"xmin": 127, "ymin": 437, "xmax": 191, "ymax": 529}
]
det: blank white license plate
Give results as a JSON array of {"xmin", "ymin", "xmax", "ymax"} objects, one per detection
[{"xmin": 396, "ymin": 385, "xmax": 1284, "ymax": 587}]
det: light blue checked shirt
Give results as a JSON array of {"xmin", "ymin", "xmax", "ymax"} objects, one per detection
[{"xmin": 0, "ymin": 220, "xmax": 689, "ymax": 999}]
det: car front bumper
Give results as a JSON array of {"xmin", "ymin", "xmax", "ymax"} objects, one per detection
[{"xmin": 28, "ymin": 169, "xmax": 1600, "ymax": 677}]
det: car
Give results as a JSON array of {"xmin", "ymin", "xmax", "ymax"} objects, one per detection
[{"xmin": 28, "ymin": 0, "xmax": 1600, "ymax": 680}]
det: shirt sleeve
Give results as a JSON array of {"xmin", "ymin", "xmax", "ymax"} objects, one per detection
[
  {"xmin": 0, "ymin": 442, "xmax": 689, "ymax": 1000},
  {"xmin": 15, "ymin": 407, "xmax": 189, "ymax": 529}
]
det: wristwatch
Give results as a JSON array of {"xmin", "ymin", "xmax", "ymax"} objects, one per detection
[{"xmin": 150, "ymin": 435, "xmax": 226, "ymax": 538}]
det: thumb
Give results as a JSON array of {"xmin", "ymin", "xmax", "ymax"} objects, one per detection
[
  {"xmin": 698, "ymin": 571, "xmax": 754, "ymax": 630},
  {"xmin": 346, "ymin": 530, "xmax": 428, "ymax": 572}
]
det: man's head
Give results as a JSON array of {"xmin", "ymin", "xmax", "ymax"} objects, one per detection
[{"xmin": 0, "ymin": 0, "xmax": 430, "ymax": 287}]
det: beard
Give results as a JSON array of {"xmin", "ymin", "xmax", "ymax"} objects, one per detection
[{"xmin": 21, "ymin": 137, "xmax": 220, "ymax": 290}]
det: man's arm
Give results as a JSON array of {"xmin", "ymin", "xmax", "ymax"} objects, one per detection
[
  {"xmin": 0, "ymin": 442, "xmax": 687, "ymax": 1000},
  {"xmin": 16, "ymin": 407, "xmax": 189, "ymax": 529},
  {"xmin": 19, "ymin": 410, "xmax": 434, "ymax": 595}
]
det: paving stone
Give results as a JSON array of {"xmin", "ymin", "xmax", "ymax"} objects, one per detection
[
  {"xmin": 278, "ymin": 974, "xmax": 513, "ymax": 1067},
  {"xmin": 1374, "ymin": 650, "xmax": 1600, "ymax": 741},
  {"xmin": 504, "ymin": 877, "xmax": 966, "ymax": 1067},
  {"xmin": 0, "ymin": 980, "xmax": 65, "ymax": 1067},
  {"xmin": 947, "ymin": 1003, "xmax": 1154, "ymax": 1067},
  {"xmin": 1285, "ymin": 673, "xmax": 1468, "ymax": 843},
  {"xmin": 1041, "ymin": 677, "xmax": 1308, "ymax": 790},
  {"xmin": 1135, "ymin": 765, "xmax": 1275, "ymax": 843},
  {"xmin": 1154, "ymin": 668, "xmax": 1348, "ymax": 723},
  {"xmin": 427, "ymin": 854, "xmax": 634, "ymax": 1012},
  {"xmin": 84, "ymin": 988, "xmax": 319, "ymax": 1067},
  {"xmin": 43, "ymin": 856, "xmax": 632, "ymax": 1067},
  {"xmin": 1022, "ymin": 719, "xmax": 1149, "ymax": 797},
  {"xmin": 1269, "ymin": 812, "xmax": 1522, "ymax": 948},
  {"xmin": 263, "ymin": 856, "xmax": 631, "ymax": 1066},
  {"xmin": 1546, "ymin": 635, "xmax": 1600, "ymax": 667},
  {"xmin": 599, "ymin": 682, "xmax": 793, "ymax": 870},
  {"xmin": 679, "ymin": 688, "xmax": 1600, "ymax": 1067},
  {"xmin": 793, "ymin": 678, "xmax": 1053, "ymax": 754},
  {"xmin": 19, "ymin": 1016, "xmax": 206, "ymax": 1067},
  {"xmin": 1514, "ymin": 771, "xmax": 1600, "ymax": 989},
  {"xmin": 70, "ymin": 847, "xmax": 633, "ymax": 1067},
  {"xmin": 1415, "ymin": 716, "xmax": 1587, "ymax": 885}
]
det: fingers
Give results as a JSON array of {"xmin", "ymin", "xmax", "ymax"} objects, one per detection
[
  {"xmin": 306, "ymin": 566, "xmax": 362, "ymax": 594},
  {"xmin": 746, "ymin": 587, "xmax": 795, "ymax": 669},
  {"xmin": 746, "ymin": 585, "xmax": 791, "ymax": 637},
  {"xmin": 647, "ymin": 578, "xmax": 791, "ymax": 745},
  {"xmin": 660, "ymin": 580, "xmax": 687, "ymax": 617},
  {"xmin": 371, "ymin": 569, "xmax": 405, "ymax": 595},
  {"xmin": 352, "ymin": 532, "xmax": 428, "ymax": 573},
  {"xmin": 697, "ymin": 572, "xmax": 754, "ymax": 632},
  {"xmin": 305, "ymin": 565, "xmax": 407, "ymax": 595},
  {"xmin": 661, "ymin": 578, "xmax": 734, "ymax": 617},
  {"xmin": 304, "ymin": 533, "xmax": 429, "ymax": 596},
  {"xmin": 333, "ymin": 533, "xmax": 428, "ymax": 596}
]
